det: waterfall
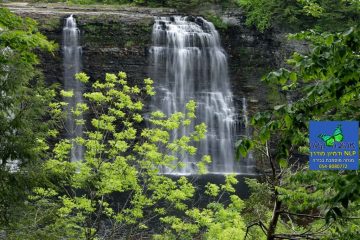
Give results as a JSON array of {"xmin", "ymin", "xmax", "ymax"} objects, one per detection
[
  {"xmin": 63, "ymin": 15, "xmax": 83, "ymax": 162},
  {"xmin": 150, "ymin": 16, "xmax": 243, "ymax": 174}
]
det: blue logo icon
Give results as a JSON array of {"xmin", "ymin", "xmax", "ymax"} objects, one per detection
[{"xmin": 309, "ymin": 121, "xmax": 359, "ymax": 170}]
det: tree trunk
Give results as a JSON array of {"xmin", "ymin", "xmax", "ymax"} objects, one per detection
[{"xmin": 267, "ymin": 191, "xmax": 282, "ymax": 240}]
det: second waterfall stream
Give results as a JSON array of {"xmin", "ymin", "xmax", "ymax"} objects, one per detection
[{"xmin": 63, "ymin": 15, "xmax": 84, "ymax": 162}]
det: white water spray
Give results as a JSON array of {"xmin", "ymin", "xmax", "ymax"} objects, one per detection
[{"xmin": 150, "ymin": 16, "xmax": 251, "ymax": 174}]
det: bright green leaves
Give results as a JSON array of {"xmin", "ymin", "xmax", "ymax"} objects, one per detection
[
  {"xmin": 191, "ymin": 123, "xmax": 207, "ymax": 141},
  {"xmin": 53, "ymin": 139, "xmax": 72, "ymax": 161},
  {"xmin": 160, "ymin": 192, "xmax": 247, "ymax": 240},
  {"xmin": 41, "ymin": 70, "xmax": 214, "ymax": 239},
  {"xmin": 72, "ymin": 102, "xmax": 89, "ymax": 118},
  {"xmin": 84, "ymin": 91, "xmax": 109, "ymax": 103},
  {"xmin": 160, "ymin": 216, "xmax": 200, "ymax": 236},
  {"xmin": 147, "ymin": 102, "xmax": 207, "ymax": 173},
  {"xmin": 166, "ymin": 177, "xmax": 195, "ymax": 211},
  {"xmin": 75, "ymin": 72, "xmax": 90, "ymax": 83},
  {"xmin": 81, "ymin": 72, "xmax": 145, "ymax": 110},
  {"xmin": 197, "ymin": 155, "xmax": 212, "ymax": 174},
  {"xmin": 109, "ymin": 139, "xmax": 129, "ymax": 153},
  {"xmin": 105, "ymin": 73, "xmax": 117, "ymax": 83},
  {"xmin": 97, "ymin": 158, "xmax": 137, "ymax": 195},
  {"xmin": 289, "ymin": 72, "xmax": 297, "ymax": 82},
  {"xmin": 91, "ymin": 114, "xmax": 116, "ymax": 131},
  {"xmin": 151, "ymin": 111, "xmax": 166, "ymax": 119},
  {"xmin": 205, "ymin": 183, "xmax": 220, "ymax": 197},
  {"xmin": 60, "ymin": 89, "xmax": 74, "ymax": 98},
  {"xmin": 185, "ymin": 100, "xmax": 196, "ymax": 119},
  {"xmin": 136, "ymin": 142, "xmax": 164, "ymax": 166},
  {"xmin": 31, "ymin": 187, "xmax": 58, "ymax": 199},
  {"xmin": 57, "ymin": 195, "xmax": 96, "ymax": 236},
  {"xmin": 221, "ymin": 175, "xmax": 238, "ymax": 193},
  {"xmin": 114, "ymin": 127, "xmax": 137, "ymax": 140},
  {"xmin": 118, "ymin": 71, "xmax": 127, "ymax": 80},
  {"xmin": 297, "ymin": 0, "xmax": 324, "ymax": 17},
  {"xmin": 142, "ymin": 128, "xmax": 170, "ymax": 144},
  {"xmin": 0, "ymin": 8, "xmax": 56, "ymax": 54},
  {"xmin": 144, "ymin": 77, "xmax": 155, "ymax": 96},
  {"xmin": 49, "ymin": 101, "xmax": 67, "ymax": 118},
  {"xmin": 150, "ymin": 111, "xmax": 183, "ymax": 130}
]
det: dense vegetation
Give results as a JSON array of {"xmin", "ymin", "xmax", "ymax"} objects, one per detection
[
  {"xmin": 238, "ymin": 0, "xmax": 359, "ymax": 32},
  {"xmin": 238, "ymin": 26, "xmax": 360, "ymax": 239},
  {"xmin": 0, "ymin": 0, "xmax": 359, "ymax": 239},
  {"xmin": 0, "ymin": 7, "xmax": 56, "ymax": 228},
  {"xmin": 30, "ymin": 0, "xmax": 238, "ymax": 10},
  {"xmin": 235, "ymin": 1, "xmax": 360, "ymax": 239}
]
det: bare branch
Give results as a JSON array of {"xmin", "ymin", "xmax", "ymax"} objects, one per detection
[{"xmin": 244, "ymin": 220, "xmax": 268, "ymax": 240}]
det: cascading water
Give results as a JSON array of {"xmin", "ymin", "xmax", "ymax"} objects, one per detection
[
  {"xmin": 150, "ymin": 16, "xmax": 250, "ymax": 174},
  {"xmin": 63, "ymin": 15, "xmax": 83, "ymax": 162}
]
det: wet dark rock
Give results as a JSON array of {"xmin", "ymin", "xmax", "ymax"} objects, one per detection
[
  {"xmin": 195, "ymin": 17, "xmax": 204, "ymax": 26},
  {"xmin": 5, "ymin": 3, "xmax": 303, "ymax": 136},
  {"xmin": 186, "ymin": 15, "xmax": 196, "ymax": 22},
  {"xmin": 158, "ymin": 20, "xmax": 166, "ymax": 30}
]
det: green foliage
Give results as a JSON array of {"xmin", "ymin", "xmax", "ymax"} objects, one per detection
[
  {"xmin": 239, "ymin": 26, "xmax": 360, "ymax": 238},
  {"xmin": 248, "ymin": 27, "xmax": 360, "ymax": 165},
  {"xmin": 67, "ymin": 0, "xmax": 97, "ymax": 4},
  {"xmin": 157, "ymin": 175, "xmax": 247, "ymax": 240},
  {"xmin": 1, "ymin": 65, "xmax": 249, "ymax": 238},
  {"xmin": 0, "ymin": 8, "xmax": 56, "ymax": 164},
  {"xmin": 203, "ymin": 11, "xmax": 228, "ymax": 30},
  {"xmin": 238, "ymin": 0, "xmax": 360, "ymax": 32},
  {"xmin": 0, "ymin": 8, "xmax": 56, "ymax": 228},
  {"xmin": 7, "ymin": 71, "xmax": 244, "ymax": 239},
  {"xmin": 237, "ymin": 0, "xmax": 273, "ymax": 32},
  {"xmin": 39, "ymin": 0, "xmax": 239, "ymax": 12},
  {"xmin": 165, "ymin": 0, "xmax": 200, "ymax": 10},
  {"xmin": 146, "ymin": 0, "xmax": 239, "ymax": 10},
  {"xmin": 235, "ymin": 137, "xmax": 253, "ymax": 158},
  {"xmin": 298, "ymin": 0, "xmax": 323, "ymax": 17},
  {"xmin": 243, "ymin": 178, "xmax": 272, "ymax": 221}
]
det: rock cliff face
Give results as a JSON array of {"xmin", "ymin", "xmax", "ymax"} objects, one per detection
[{"xmin": 4, "ymin": 3, "xmax": 303, "ymax": 115}]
